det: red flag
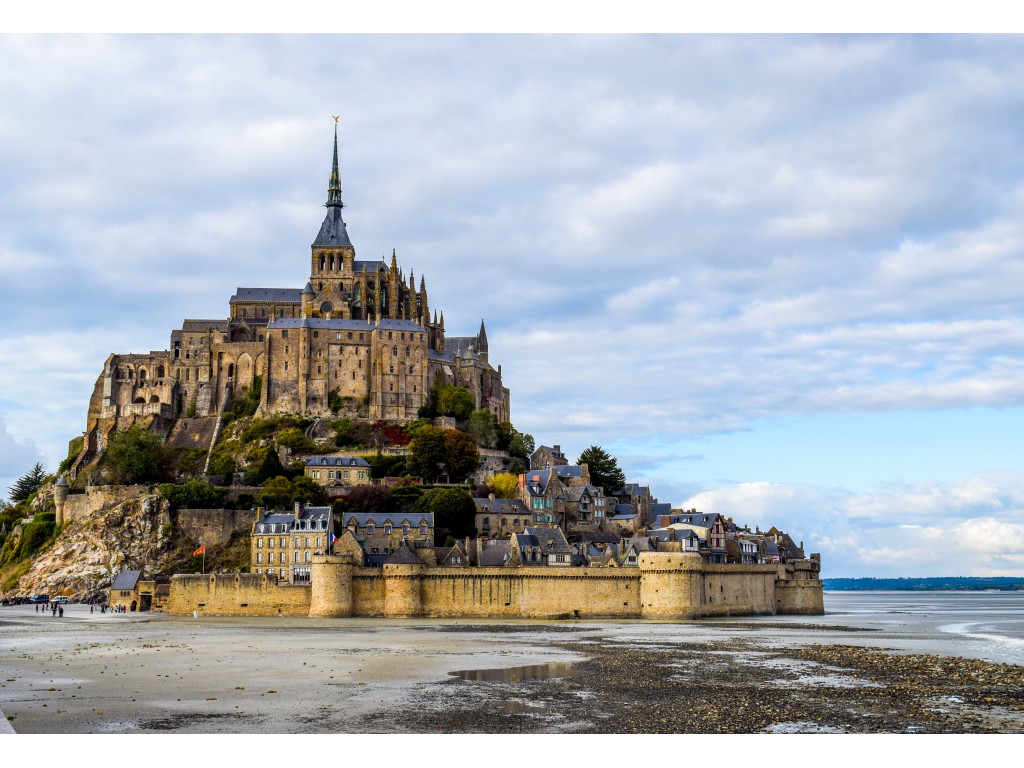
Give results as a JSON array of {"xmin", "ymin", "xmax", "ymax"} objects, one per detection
[{"xmin": 193, "ymin": 545, "xmax": 205, "ymax": 556}]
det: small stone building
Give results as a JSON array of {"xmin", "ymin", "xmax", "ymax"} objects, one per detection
[{"xmin": 109, "ymin": 570, "xmax": 157, "ymax": 612}]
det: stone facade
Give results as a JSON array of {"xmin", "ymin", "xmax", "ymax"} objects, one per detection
[
  {"xmin": 166, "ymin": 552, "xmax": 823, "ymax": 619},
  {"xmin": 72, "ymin": 125, "xmax": 510, "ymax": 480}
]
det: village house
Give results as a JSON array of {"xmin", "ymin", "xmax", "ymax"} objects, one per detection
[
  {"xmin": 304, "ymin": 455, "xmax": 372, "ymax": 488},
  {"xmin": 530, "ymin": 444, "xmax": 569, "ymax": 470},
  {"xmin": 251, "ymin": 503, "xmax": 333, "ymax": 583},
  {"xmin": 518, "ymin": 468, "xmax": 568, "ymax": 529},
  {"xmin": 474, "ymin": 495, "xmax": 555, "ymax": 538},
  {"xmin": 509, "ymin": 526, "xmax": 572, "ymax": 566},
  {"xmin": 341, "ymin": 511, "xmax": 434, "ymax": 564}
]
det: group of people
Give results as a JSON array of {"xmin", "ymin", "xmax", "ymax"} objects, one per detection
[{"xmin": 35, "ymin": 601, "xmax": 64, "ymax": 617}]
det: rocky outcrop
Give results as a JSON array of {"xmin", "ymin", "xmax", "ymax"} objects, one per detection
[{"xmin": 17, "ymin": 495, "xmax": 173, "ymax": 600}]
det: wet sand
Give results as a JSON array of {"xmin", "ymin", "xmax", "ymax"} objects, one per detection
[{"xmin": 1, "ymin": 602, "xmax": 1022, "ymax": 733}]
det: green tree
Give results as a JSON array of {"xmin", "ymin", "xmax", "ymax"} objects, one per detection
[
  {"xmin": 157, "ymin": 479, "xmax": 226, "ymax": 510},
  {"xmin": 291, "ymin": 476, "xmax": 329, "ymax": 505},
  {"xmin": 106, "ymin": 426, "xmax": 165, "ymax": 484},
  {"xmin": 415, "ymin": 487, "xmax": 476, "ymax": 542},
  {"xmin": 489, "ymin": 472, "xmax": 519, "ymax": 499},
  {"xmin": 254, "ymin": 448, "xmax": 287, "ymax": 485},
  {"xmin": 345, "ymin": 484, "xmax": 392, "ymax": 513},
  {"xmin": 437, "ymin": 385, "xmax": 475, "ymax": 421},
  {"xmin": 577, "ymin": 445, "xmax": 626, "ymax": 494},
  {"xmin": 443, "ymin": 429, "xmax": 480, "ymax": 482},
  {"xmin": 508, "ymin": 430, "xmax": 535, "ymax": 461},
  {"xmin": 389, "ymin": 482, "xmax": 424, "ymax": 513},
  {"xmin": 467, "ymin": 409, "xmax": 498, "ymax": 448},
  {"xmin": 258, "ymin": 476, "xmax": 294, "ymax": 509},
  {"xmin": 327, "ymin": 387, "xmax": 344, "ymax": 413},
  {"xmin": 276, "ymin": 427, "xmax": 316, "ymax": 454},
  {"xmin": 408, "ymin": 425, "xmax": 446, "ymax": 481},
  {"xmin": 9, "ymin": 463, "xmax": 46, "ymax": 502}
]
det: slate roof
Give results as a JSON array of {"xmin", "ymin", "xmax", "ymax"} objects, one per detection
[
  {"xmin": 268, "ymin": 317, "xmax": 426, "ymax": 333},
  {"xmin": 477, "ymin": 539, "xmax": 511, "ymax": 566},
  {"xmin": 445, "ymin": 336, "xmax": 479, "ymax": 359},
  {"xmin": 306, "ymin": 456, "xmax": 371, "ymax": 468},
  {"xmin": 669, "ymin": 512, "xmax": 722, "ymax": 529},
  {"xmin": 522, "ymin": 526, "xmax": 571, "ymax": 556},
  {"xmin": 230, "ymin": 288, "xmax": 304, "ymax": 303},
  {"xmin": 353, "ymin": 260, "xmax": 388, "ymax": 273},
  {"xmin": 111, "ymin": 570, "xmax": 142, "ymax": 590},
  {"xmin": 253, "ymin": 506, "xmax": 331, "ymax": 534},
  {"xmin": 474, "ymin": 497, "xmax": 530, "ymax": 515},
  {"xmin": 343, "ymin": 512, "xmax": 433, "ymax": 528},
  {"xmin": 648, "ymin": 502, "xmax": 672, "ymax": 524},
  {"xmin": 180, "ymin": 319, "xmax": 231, "ymax": 331},
  {"xmin": 523, "ymin": 469, "xmax": 559, "ymax": 497},
  {"xmin": 610, "ymin": 504, "xmax": 636, "ymax": 519},
  {"xmin": 385, "ymin": 543, "xmax": 424, "ymax": 565},
  {"xmin": 312, "ymin": 205, "xmax": 353, "ymax": 247},
  {"xmin": 555, "ymin": 466, "xmax": 584, "ymax": 479},
  {"xmin": 621, "ymin": 483, "xmax": 651, "ymax": 497}
]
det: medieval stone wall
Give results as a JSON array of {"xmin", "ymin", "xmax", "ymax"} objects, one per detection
[
  {"xmin": 166, "ymin": 552, "xmax": 823, "ymax": 619},
  {"xmin": 166, "ymin": 573, "xmax": 311, "ymax": 616}
]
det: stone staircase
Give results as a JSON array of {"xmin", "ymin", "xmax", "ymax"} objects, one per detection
[{"xmin": 202, "ymin": 378, "xmax": 233, "ymax": 475}]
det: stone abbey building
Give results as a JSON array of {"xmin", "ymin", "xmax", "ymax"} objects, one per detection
[{"xmin": 74, "ymin": 126, "xmax": 509, "ymax": 474}]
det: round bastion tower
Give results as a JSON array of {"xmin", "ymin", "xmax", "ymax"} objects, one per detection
[{"xmin": 54, "ymin": 474, "xmax": 69, "ymax": 527}]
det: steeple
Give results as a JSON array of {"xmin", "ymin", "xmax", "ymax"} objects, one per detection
[
  {"xmin": 326, "ymin": 119, "xmax": 344, "ymax": 209},
  {"xmin": 312, "ymin": 118, "xmax": 353, "ymax": 248}
]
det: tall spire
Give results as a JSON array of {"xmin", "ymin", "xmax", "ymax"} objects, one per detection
[{"xmin": 326, "ymin": 116, "xmax": 344, "ymax": 209}]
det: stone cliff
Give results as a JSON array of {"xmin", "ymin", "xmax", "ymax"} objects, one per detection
[{"xmin": 17, "ymin": 494, "xmax": 173, "ymax": 600}]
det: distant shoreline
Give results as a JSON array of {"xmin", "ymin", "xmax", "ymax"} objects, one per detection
[{"xmin": 824, "ymin": 577, "xmax": 1024, "ymax": 592}]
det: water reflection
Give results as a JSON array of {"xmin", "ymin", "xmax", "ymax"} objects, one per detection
[{"xmin": 451, "ymin": 662, "xmax": 576, "ymax": 683}]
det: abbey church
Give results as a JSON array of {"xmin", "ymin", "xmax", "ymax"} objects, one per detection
[{"xmin": 74, "ymin": 125, "xmax": 509, "ymax": 473}]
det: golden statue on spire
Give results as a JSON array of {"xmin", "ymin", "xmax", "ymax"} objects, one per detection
[{"xmin": 332, "ymin": 115, "xmax": 340, "ymax": 125}]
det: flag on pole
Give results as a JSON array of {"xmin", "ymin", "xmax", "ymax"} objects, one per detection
[{"xmin": 193, "ymin": 545, "xmax": 205, "ymax": 556}]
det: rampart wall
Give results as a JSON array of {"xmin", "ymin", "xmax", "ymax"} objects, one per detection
[
  {"xmin": 62, "ymin": 485, "xmax": 151, "ymax": 523},
  {"xmin": 167, "ymin": 573, "xmax": 311, "ymax": 616},
  {"xmin": 167, "ymin": 552, "xmax": 824, "ymax": 619}
]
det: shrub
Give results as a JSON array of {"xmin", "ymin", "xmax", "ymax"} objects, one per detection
[
  {"xmin": 157, "ymin": 480, "xmax": 226, "ymax": 510},
  {"xmin": 105, "ymin": 426, "xmax": 166, "ymax": 484}
]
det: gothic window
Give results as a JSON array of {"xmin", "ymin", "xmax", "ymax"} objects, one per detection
[
  {"xmin": 389, "ymin": 365, "xmax": 393, "ymax": 374},
  {"xmin": 318, "ymin": 282, "xmax": 323, "ymax": 292},
  {"xmin": 392, "ymin": 346, "xmax": 397, "ymax": 356},
  {"xmin": 261, "ymin": 308, "xmax": 266, "ymax": 318},
  {"xmin": 329, "ymin": 254, "xmax": 335, "ymax": 270},
  {"xmin": 319, "ymin": 255, "xmax": 325, "ymax": 271},
  {"xmin": 185, "ymin": 369, "xmax": 190, "ymax": 381},
  {"xmin": 157, "ymin": 365, "xmax": 165, "ymax": 378},
  {"xmin": 405, "ymin": 347, "xmax": 410, "ymax": 357},
  {"xmin": 317, "ymin": 365, "xmax": 321, "ymax": 374},
  {"xmin": 339, "ymin": 282, "xmax": 345, "ymax": 292}
]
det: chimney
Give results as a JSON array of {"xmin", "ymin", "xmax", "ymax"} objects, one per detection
[
  {"xmin": 294, "ymin": 501, "xmax": 304, "ymax": 521},
  {"xmin": 553, "ymin": 444, "xmax": 560, "ymax": 453}
]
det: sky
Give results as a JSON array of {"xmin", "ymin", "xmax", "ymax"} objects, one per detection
[{"xmin": 2, "ymin": 31, "xmax": 1024, "ymax": 577}]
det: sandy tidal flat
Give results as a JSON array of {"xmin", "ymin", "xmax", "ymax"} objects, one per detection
[{"xmin": 1, "ymin": 600, "xmax": 1023, "ymax": 734}]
